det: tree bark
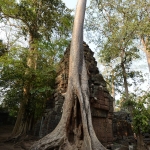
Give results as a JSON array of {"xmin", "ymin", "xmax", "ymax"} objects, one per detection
[
  {"xmin": 111, "ymin": 70, "xmax": 115, "ymax": 108},
  {"xmin": 141, "ymin": 36, "xmax": 150, "ymax": 72},
  {"xmin": 30, "ymin": 0, "xmax": 106, "ymax": 149},
  {"xmin": 121, "ymin": 61, "xmax": 129, "ymax": 100},
  {"xmin": 11, "ymin": 34, "xmax": 37, "ymax": 139},
  {"xmin": 136, "ymin": 130, "xmax": 147, "ymax": 150},
  {"xmin": 145, "ymin": 51, "xmax": 150, "ymax": 72},
  {"xmin": 121, "ymin": 48, "xmax": 129, "ymax": 100}
]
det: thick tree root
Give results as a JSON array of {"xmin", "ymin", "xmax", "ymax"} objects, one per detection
[
  {"xmin": 30, "ymin": 81, "xmax": 107, "ymax": 150},
  {"xmin": 30, "ymin": 124, "xmax": 65, "ymax": 150}
]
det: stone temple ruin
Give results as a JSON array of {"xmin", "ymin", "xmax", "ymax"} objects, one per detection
[{"xmin": 35, "ymin": 42, "xmax": 114, "ymax": 147}]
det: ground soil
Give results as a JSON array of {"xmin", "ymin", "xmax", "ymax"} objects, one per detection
[{"xmin": 0, "ymin": 125, "xmax": 38, "ymax": 150}]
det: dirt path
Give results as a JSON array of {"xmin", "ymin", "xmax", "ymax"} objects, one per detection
[{"xmin": 0, "ymin": 125, "xmax": 37, "ymax": 150}]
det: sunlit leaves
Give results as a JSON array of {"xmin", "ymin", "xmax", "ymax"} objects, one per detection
[
  {"xmin": 0, "ymin": 38, "xmax": 67, "ymax": 118},
  {"xmin": 0, "ymin": 0, "xmax": 73, "ymax": 41},
  {"xmin": 0, "ymin": 0, "xmax": 73, "ymax": 120},
  {"xmin": 123, "ymin": 92, "xmax": 150, "ymax": 133}
]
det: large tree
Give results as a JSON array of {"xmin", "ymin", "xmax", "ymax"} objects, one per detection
[
  {"xmin": 86, "ymin": 0, "xmax": 150, "ymax": 73},
  {"xmin": 0, "ymin": 0, "xmax": 72, "ymax": 139},
  {"xmin": 85, "ymin": 0, "xmax": 148, "ymax": 102},
  {"xmin": 30, "ymin": 0, "xmax": 106, "ymax": 149},
  {"xmin": 0, "ymin": 40, "xmax": 61, "ymax": 123}
]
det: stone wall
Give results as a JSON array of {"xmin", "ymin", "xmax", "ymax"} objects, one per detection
[
  {"xmin": 113, "ymin": 111, "xmax": 133, "ymax": 141},
  {"xmin": 36, "ymin": 42, "xmax": 114, "ymax": 146}
]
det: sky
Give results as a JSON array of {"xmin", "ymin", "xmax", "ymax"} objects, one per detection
[
  {"xmin": 62, "ymin": 0, "xmax": 76, "ymax": 9},
  {"xmin": 62, "ymin": 0, "xmax": 90, "ymax": 9}
]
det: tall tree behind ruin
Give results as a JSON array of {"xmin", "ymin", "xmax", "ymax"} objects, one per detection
[
  {"xmin": 86, "ymin": 0, "xmax": 150, "ymax": 73},
  {"xmin": 85, "ymin": 0, "xmax": 147, "ymax": 101},
  {"xmin": 30, "ymin": 0, "xmax": 106, "ymax": 149},
  {"xmin": 0, "ymin": 0, "xmax": 72, "ymax": 139}
]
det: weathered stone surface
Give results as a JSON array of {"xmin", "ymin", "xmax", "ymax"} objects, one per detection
[
  {"xmin": 36, "ymin": 42, "xmax": 114, "ymax": 146},
  {"xmin": 113, "ymin": 111, "xmax": 133, "ymax": 142}
]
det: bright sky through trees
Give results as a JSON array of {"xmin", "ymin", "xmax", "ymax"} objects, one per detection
[
  {"xmin": 62, "ymin": 0, "xmax": 76, "ymax": 9},
  {"xmin": 62, "ymin": 0, "xmax": 90, "ymax": 9}
]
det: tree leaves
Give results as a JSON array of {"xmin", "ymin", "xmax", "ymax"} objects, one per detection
[
  {"xmin": 123, "ymin": 93, "xmax": 150, "ymax": 133},
  {"xmin": 85, "ymin": 0, "xmax": 148, "ymax": 102},
  {"xmin": 0, "ymin": 0, "xmax": 73, "ymax": 120},
  {"xmin": 0, "ymin": 0, "xmax": 73, "ymax": 41}
]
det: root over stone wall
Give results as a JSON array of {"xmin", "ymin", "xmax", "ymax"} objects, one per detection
[{"xmin": 34, "ymin": 42, "xmax": 114, "ymax": 147}]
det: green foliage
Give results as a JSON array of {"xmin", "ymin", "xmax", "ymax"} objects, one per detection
[
  {"xmin": 123, "ymin": 92, "xmax": 150, "ymax": 134},
  {"xmin": 0, "ymin": 40, "xmax": 7, "ymax": 56},
  {"xmin": 0, "ymin": 0, "xmax": 73, "ymax": 41},
  {"xmin": 0, "ymin": 0, "xmax": 72, "ymax": 121},
  {"xmin": 85, "ymin": 0, "xmax": 148, "ymax": 101},
  {"xmin": 86, "ymin": 0, "xmax": 150, "ymax": 135},
  {"xmin": 86, "ymin": 0, "xmax": 150, "ymax": 57},
  {"xmin": 0, "ymin": 38, "xmax": 67, "ymax": 118},
  {"xmin": 133, "ymin": 102, "xmax": 149, "ymax": 133}
]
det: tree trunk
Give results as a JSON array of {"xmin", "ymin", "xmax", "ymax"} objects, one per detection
[
  {"xmin": 141, "ymin": 36, "xmax": 150, "ymax": 72},
  {"xmin": 11, "ymin": 91, "xmax": 34, "ymax": 139},
  {"xmin": 121, "ymin": 49, "xmax": 129, "ymax": 100},
  {"xmin": 136, "ymin": 131, "xmax": 146, "ymax": 150},
  {"xmin": 121, "ymin": 61, "xmax": 129, "ymax": 100},
  {"xmin": 145, "ymin": 51, "xmax": 150, "ymax": 72},
  {"xmin": 11, "ymin": 34, "xmax": 37, "ymax": 139},
  {"xmin": 30, "ymin": 0, "xmax": 106, "ymax": 149},
  {"xmin": 111, "ymin": 70, "xmax": 115, "ymax": 109}
]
